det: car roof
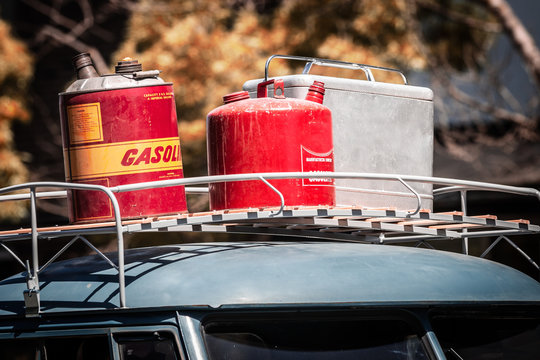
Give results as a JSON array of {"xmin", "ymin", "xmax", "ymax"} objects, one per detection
[{"xmin": 1, "ymin": 241, "xmax": 539, "ymax": 316}]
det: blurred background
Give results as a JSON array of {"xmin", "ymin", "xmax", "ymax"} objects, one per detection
[{"xmin": 0, "ymin": 0, "xmax": 539, "ymax": 278}]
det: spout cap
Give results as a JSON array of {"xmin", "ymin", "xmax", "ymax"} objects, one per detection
[
  {"xmin": 305, "ymin": 81, "xmax": 325, "ymax": 104},
  {"xmin": 72, "ymin": 53, "xmax": 99, "ymax": 79},
  {"xmin": 223, "ymin": 91, "xmax": 250, "ymax": 104}
]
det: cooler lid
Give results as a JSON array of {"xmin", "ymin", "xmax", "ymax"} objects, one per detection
[{"xmin": 244, "ymin": 74, "xmax": 433, "ymax": 102}]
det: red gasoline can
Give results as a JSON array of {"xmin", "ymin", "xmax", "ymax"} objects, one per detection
[
  {"xmin": 206, "ymin": 79, "xmax": 335, "ymax": 210},
  {"xmin": 59, "ymin": 54, "xmax": 187, "ymax": 223}
]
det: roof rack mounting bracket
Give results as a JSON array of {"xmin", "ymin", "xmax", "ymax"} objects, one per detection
[
  {"xmin": 23, "ymin": 288, "xmax": 40, "ymax": 317},
  {"xmin": 24, "ymin": 262, "xmax": 40, "ymax": 317}
]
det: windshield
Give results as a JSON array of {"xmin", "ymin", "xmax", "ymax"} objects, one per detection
[
  {"xmin": 203, "ymin": 317, "xmax": 429, "ymax": 360},
  {"xmin": 432, "ymin": 316, "xmax": 540, "ymax": 360}
]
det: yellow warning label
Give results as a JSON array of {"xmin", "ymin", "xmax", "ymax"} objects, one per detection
[
  {"xmin": 67, "ymin": 103, "xmax": 103, "ymax": 144},
  {"xmin": 66, "ymin": 138, "xmax": 182, "ymax": 180}
]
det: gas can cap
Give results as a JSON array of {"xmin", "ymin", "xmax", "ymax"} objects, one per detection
[
  {"xmin": 72, "ymin": 52, "xmax": 99, "ymax": 79},
  {"xmin": 223, "ymin": 91, "xmax": 250, "ymax": 104},
  {"xmin": 115, "ymin": 57, "xmax": 143, "ymax": 74}
]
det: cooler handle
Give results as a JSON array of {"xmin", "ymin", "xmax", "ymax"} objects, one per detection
[{"xmin": 264, "ymin": 54, "xmax": 408, "ymax": 85}]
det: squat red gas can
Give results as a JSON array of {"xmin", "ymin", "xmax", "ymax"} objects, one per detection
[
  {"xmin": 206, "ymin": 79, "xmax": 335, "ymax": 210},
  {"xmin": 59, "ymin": 53, "xmax": 187, "ymax": 223}
]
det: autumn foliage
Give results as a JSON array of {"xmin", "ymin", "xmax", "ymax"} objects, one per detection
[{"xmin": 0, "ymin": 19, "xmax": 33, "ymax": 220}]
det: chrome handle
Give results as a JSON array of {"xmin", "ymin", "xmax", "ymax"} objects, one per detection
[{"xmin": 264, "ymin": 54, "xmax": 408, "ymax": 84}]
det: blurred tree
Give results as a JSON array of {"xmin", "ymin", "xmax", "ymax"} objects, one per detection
[
  {"xmin": 405, "ymin": 0, "xmax": 540, "ymax": 182},
  {"xmin": 482, "ymin": 0, "xmax": 540, "ymax": 87},
  {"xmin": 0, "ymin": 17, "xmax": 33, "ymax": 221}
]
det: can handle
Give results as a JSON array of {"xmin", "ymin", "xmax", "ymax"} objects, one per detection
[
  {"xmin": 264, "ymin": 54, "xmax": 408, "ymax": 85},
  {"xmin": 257, "ymin": 78, "xmax": 286, "ymax": 98}
]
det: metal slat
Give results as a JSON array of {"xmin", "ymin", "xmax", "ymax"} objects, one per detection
[{"xmin": 0, "ymin": 209, "xmax": 538, "ymax": 241}]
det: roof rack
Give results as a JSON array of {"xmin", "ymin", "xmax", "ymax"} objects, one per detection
[{"xmin": 0, "ymin": 172, "xmax": 539, "ymax": 316}]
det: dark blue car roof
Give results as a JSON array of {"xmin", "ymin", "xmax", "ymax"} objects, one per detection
[{"xmin": 1, "ymin": 242, "xmax": 539, "ymax": 316}]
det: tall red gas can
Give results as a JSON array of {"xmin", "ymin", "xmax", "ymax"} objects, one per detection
[
  {"xmin": 206, "ymin": 79, "xmax": 335, "ymax": 210},
  {"xmin": 59, "ymin": 53, "xmax": 187, "ymax": 223}
]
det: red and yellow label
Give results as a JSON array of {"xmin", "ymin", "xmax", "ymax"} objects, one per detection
[
  {"xmin": 67, "ymin": 103, "xmax": 104, "ymax": 144},
  {"xmin": 66, "ymin": 137, "xmax": 182, "ymax": 180}
]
